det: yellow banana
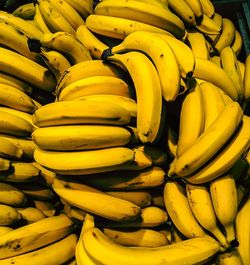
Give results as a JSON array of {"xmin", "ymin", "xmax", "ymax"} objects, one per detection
[
  {"xmin": 0, "ymin": 157, "xmax": 11, "ymax": 171},
  {"xmin": 0, "ymin": 227, "xmax": 13, "ymax": 236},
  {"xmin": 183, "ymin": 0, "xmax": 203, "ymax": 19},
  {"xmin": 0, "ymin": 138, "xmax": 23, "ymax": 159},
  {"xmin": 200, "ymin": 0, "xmax": 214, "ymax": 18},
  {"xmin": 12, "ymin": 3, "xmax": 36, "ymax": 20},
  {"xmin": 216, "ymin": 249, "xmax": 244, "ymax": 265},
  {"xmin": 243, "ymin": 54, "xmax": 250, "ymax": 103},
  {"xmin": 238, "ymin": 60, "xmax": 245, "ymax": 81},
  {"xmin": 210, "ymin": 174, "xmax": 238, "ymax": 244},
  {"xmin": 210, "ymin": 55, "xmax": 221, "ymax": 66},
  {"xmin": 34, "ymin": 3, "xmax": 52, "ymax": 34},
  {"xmin": 170, "ymin": 225, "xmax": 186, "ymax": 243},
  {"xmin": 0, "ymin": 47, "xmax": 56, "ymax": 92},
  {"xmin": 215, "ymin": 18, "xmax": 236, "ymax": 53},
  {"xmin": 176, "ymin": 79, "xmax": 204, "ymax": 157},
  {"xmin": 94, "ymin": 0, "xmax": 185, "ymax": 39},
  {"xmin": 83, "ymin": 227, "xmax": 220, "ymax": 265},
  {"xmin": 174, "ymin": 102, "xmax": 243, "ymax": 177},
  {"xmin": 0, "ymin": 204, "xmax": 21, "ymax": 226},
  {"xmin": 64, "ymin": 0, "xmax": 93, "ymax": 19},
  {"xmin": 196, "ymin": 14, "xmax": 221, "ymax": 35},
  {"xmin": 34, "ymin": 200, "xmax": 56, "ymax": 217},
  {"xmin": 103, "ymin": 51, "xmax": 162, "ymax": 143},
  {"xmin": 193, "ymin": 57, "xmax": 238, "ymax": 101},
  {"xmin": 110, "ymin": 31, "xmax": 180, "ymax": 102},
  {"xmin": 206, "ymin": 12, "xmax": 222, "ymax": 44},
  {"xmin": 187, "ymin": 31, "xmax": 210, "ymax": 59},
  {"xmin": 32, "ymin": 162, "xmax": 56, "ymax": 187},
  {"xmin": 166, "ymin": 126, "xmax": 178, "ymax": 158},
  {"xmin": 17, "ymin": 207, "xmax": 46, "ymax": 224},
  {"xmin": 232, "ymin": 30, "xmax": 243, "ymax": 57}
]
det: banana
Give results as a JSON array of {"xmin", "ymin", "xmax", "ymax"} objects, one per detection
[
  {"xmin": 0, "ymin": 158, "xmax": 11, "ymax": 171},
  {"xmin": 103, "ymin": 51, "xmax": 162, "ymax": 143},
  {"xmin": 56, "ymin": 59, "xmax": 126, "ymax": 95},
  {"xmin": 215, "ymin": 18, "xmax": 236, "ymax": 53},
  {"xmin": 186, "ymin": 31, "xmax": 210, "ymax": 59},
  {"xmin": 170, "ymin": 225, "xmax": 187, "ymax": 243},
  {"xmin": 37, "ymin": 0, "xmax": 75, "ymax": 35},
  {"xmin": 12, "ymin": 3, "xmax": 36, "ymax": 20},
  {"xmin": 94, "ymin": 0, "xmax": 185, "ymax": 39},
  {"xmin": 52, "ymin": 178, "xmax": 141, "ymax": 222},
  {"xmin": 0, "ymin": 47, "xmax": 56, "ymax": 92},
  {"xmin": 200, "ymin": 0, "xmax": 214, "ymax": 18},
  {"xmin": 0, "ymin": 138, "xmax": 23, "ymax": 159},
  {"xmin": 58, "ymin": 76, "xmax": 132, "ymax": 101},
  {"xmin": 76, "ymin": 24, "xmax": 109, "ymax": 59},
  {"xmin": 237, "ymin": 185, "xmax": 247, "ymax": 207},
  {"xmin": 34, "ymin": 3, "xmax": 52, "ymax": 34},
  {"xmin": 216, "ymin": 249, "xmax": 244, "ymax": 265},
  {"xmin": 231, "ymin": 30, "xmax": 243, "ymax": 57},
  {"xmin": 83, "ymin": 166, "xmax": 165, "ymax": 190},
  {"xmin": 17, "ymin": 207, "xmax": 46, "ymax": 224},
  {"xmin": 210, "ymin": 174, "xmax": 238, "ymax": 244},
  {"xmin": 64, "ymin": 0, "xmax": 93, "ymax": 19},
  {"xmin": 0, "ymin": 234, "xmax": 77, "ymax": 265},
  {"xmin": 236, "ymin": 196, "xmax": 250, "ymax": 265},
  {"xmin": 109, "ymin": 31, "xmax": 180, "ymax": 102},
  {"xmin": 193, "ymin": 58, "xmax": 238, "ymax": 101},
  {"xmin": 85, "ymin": 14, "xmax": 174, "ymax": 40},
  {"xmin": 77, "ymin": 95, "xmax": 137, "ymax": 118},
  {"xmin": 173, "ymin": 102, "xmax": 243, "ymax": 177},
  {"xmin": 210, "ymin": 55, "xmax": 221, "ymax": 66},
  {"xmin": 34, "ymin": 200, "xmax": 56, "ymax": 217},
  {"xmin": 243, "ymin": 54, "xmax": 250, "ymax": 103},
  {"xmin": 207, "ymin": 12, "xmax": 222, "ymax": 44},
  {"xmin": 168, "ymin": 0, "xmax": 196, "ymax": 26},
  {"xmin": 200, "ymin": 81, "xmax": 226, "ymax": 129},
  {"xmin": 220, "ymin": 46, "xmax": 244, "ymax": 102},
  {"xmin": 0, "ymin": 182, "xmax": 26, "ymax": 207},
  {"xmin": 47, "ymin": 0, "xmax": 85, "ymax": 30},
  {"xmin": 103, "ymin": 228, "xmax": 168, "ymax": 247},
  {"xmin": 39, "ymin": 31, "xmax": 92, "ymax": 64},
  {"xmin": 183, "ymin": 0, "xmax": 203, "ymax": 19},
  {"xmin": 166, "ymin": 126, "xmax": 178, "ymax": 158},
  {"xmin": 132, "ymin": 0, "xmax": 169, "ymax": 9},
  {"xmin": 33, "ymin": 100, "xmax": 131, "ymax": 127},
  {"xmin": 0, "ymin": 227, "xmax": 13, "ymax": 236},
  {"xmin": 186, "ymin": 184, "xmax": 229, "ymax": 249},
  {"xmin": 39, "ymin": 48, "xmax": 71, "ymax": 83},
  {"xmin": 83, "ymin": 227, "xmax": 220, "ymax": 265},
  {"xmin": 69, "ymin": 207, "xmax": 86, "ymax": 221},
  {"xmin": 176, "ymin": 79, "xmax": 204, "ymax": 157},
  {"xmin": 164, "ymin": 180, "xmax": 205, "ymax": 238},
  {"xmin": 196, "ymin": 14, "xmax": 221, "ymax": 35},
  {"xmin": 0, "ymin": 84, "xmax": 37, "ymax": 113},
  {"xmin": 0, "ymin": 21, "xmax": 39, "ymax": 62},
  {"xmin": 0, "ymin": 204, "xmax": 21, "ymax": 226},
  {"xmin": 0, "ymin": 10, "xmax": 43, "ymax": 39},
  {"xmin": 32, "ymin": 162, "xmax": 56, "ymax": 187},
  {"xmin": 32, "ymin": 125, "xmax": 131, "ymax": 151},
  {"xmin": 238, "ymin": 60, "xmax": 245, "ymax": 81}
]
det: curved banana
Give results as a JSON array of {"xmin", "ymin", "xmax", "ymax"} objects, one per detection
[
  {"xmin": 243, "ymin": 54, "xmax": 250, "ymax": 103},
  {"xmin": 32, "ymin": 125, "xmax": 131, "ymax": 151},
  {"xmin": 0, "ymin": 204, "xmax": 21, "ymax": 226},
  {"xmin": 215, "ymin": 18, "xmax": 236, "ymax": 53},
  {"xmin": 34, "ymin": 3, "xmax": 51, "ymax": 34},
  {"xmin": 238, "ymin": 60, "xmax": 245, "ymax": 81},
  {"xmin": 103, "ymin": 51, "xmax": 162, "ymax": 143},
  {"xmin": 207, "ymin": 12, "xmax": 222, "ymax": 44},
  {"xmin": 94, "ymin": 0, "xmax": 185, "ymax": 39},
  {"xmin": 0, "ymin": 47, "xmax": 56, "ymax": 92},
  {"xmin": 64, "ymin": 0, "xmax": 93, "ymax": 19},
  {"xmin": 83, "ymin": 227, "xmax": 220, "ymax": 265},
  {"xmin": 193, "ymin": 58, "xmax": 238, "ymax": 101},
  {"xmin": 12, "ymin": 3, "xmax": 36, "ymax": 20},
  {"xmin": 186, "ymin": 184, "xmax": 229, "ymax": 249},
  {"xmin": 110, "ymin": 31, "xmax": 180, "ymax": 102},
  {"xmin": 210, "ymin": 174, "xmax": 238, "ymax": 244},
  {"xmin": 85, "ymin": 14, "xmax": 171, "ymax": 40},
  {"xmin": 200, "ymin": 0, "xmax": 214, "ymax": 18},
  {"xmin": 196, "ymin": 14, "xmax": 221, "ymax": 35},
  {"xmin": 0, "ymin": 10, "xmax": 43, "ymax": 39},
  {"xmin": 176, "ymin": 79, "xmax": 204, "ymax": 157},
  {"xmin": 174, "ymin": 101, "xmax": 243, "ymax": 177},
  {"xmin": 164, "ymin": 181, "xmax": 205, "ymax": 238},
  {"xmin": 0, "ymin": 227, "xmax": 13, "ymax": 236},
  {"xmin": 216, "ymin": 249, "xmax": 244, "ymax": 265},
  {"xmin": 183, "ymin": 0, "xmax": 203, "ymax": 19},
  {"xmin": 232, "ymin": 30, "xmax": 243, "ymax": 58},
  {"xmin": 0, "ymin": 138, "xmax": 23, "ymax": 159},
  {"xmin": 37, "ymin": 0, "xmax": 75, "ymax": 35},
  {"xmin": 52, "ymin": 178, "xmax": 141, "ymax": 222},
  {"xmin": 32, "ymin": 100, "xmax": 131, "ymax": 127},
  {"xmin": 0, "ymin": 157, "xmax": 11, "ymax": 171},
  {"xmin": 220, "ymin": 46, "xmax": 244, "ymax": 102},
  {"xmin": 235, "ymin": 197, "xmax": 250, "ymax": 265},
  {"xmin": 58, "ymin": 76, "xmax": 132, "ymax": 101},
  {"xmin": 34, "ymin": 200, "xmax": 55, "ymax": 217},
  {"xmin": 168, "ymin": 0, "xmax": 196, "ymax": 26},
  {"xmin": 166, "ymin": 126, "xmax": 178, "ymax": 158},
  {"xmin": 0, "ymin": 234, "xmax": 77, "ymax": 265},
  {"xmin": 210, "ymin": 55, "xmax": 221, "ymax": 66},
  {"xmin": 17, "ymin": 207, "xmax": 46, "ymax": 224}
]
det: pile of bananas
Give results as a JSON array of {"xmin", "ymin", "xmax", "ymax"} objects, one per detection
[{"xmin": 0, "ymin": 0, "xmax": 249, "ymax": 264}]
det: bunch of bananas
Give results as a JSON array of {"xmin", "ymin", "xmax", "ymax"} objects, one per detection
[{"xmin": 0, "ymin": 0, "xmax": 249, "ymax": 264}]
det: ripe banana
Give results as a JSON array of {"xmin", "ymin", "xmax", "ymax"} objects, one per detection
[
  {"xmin": 34, "ymin": 200, "xmax": 56, "ymax": 217},
  {"xmin": 110, "ymin": 31, "xmax": 180, "ymax": 102},
  {"xmin": 82, "ymin": 227, "xmax": 220, "ymax": 265},
  {"xmin": 183, "ymin": 115, "xmax": 250, "ymax": 184},
  {"xmin": 243, "ymin": 54, "xmax": 250, "ymax": 103},
  {"xmin": 58, "ymin": 76, "xmax": 132, "ymax": 101},
  {"xmin": 0, "ymin": 227, "xmax": 13, "ymax": 236},
  {"xmin": 238, "ymin": 60, "xmax": 245, "ymax": 81},
  {"xmin": 193, "ymin": 58, "xmax": 238, "ymax": 101},
  {"xmin": 166, "ymin": 126, "xmax": 178, "ymax": 158},
  {"xmin": 12, "ymin": 3, "xmax": 36, "ymax": 20},
  {"xmin": 0, "ymin": 138, "xmax": 23, "ymax": 159},
  {"xmin": 103, "ymin": 51, "xmax": 162, "ymax": 143},
  {"xmin": 215, "ymin": 18, "xmax": 236, "ymax": 53},
  {"xmin": 235, "ymin": 196, "xmax": 250, "ymax": 265},
  {"xmin": 207, "ymin": 12, "xmax": 222, "ymax": 44},
  {"xmin": 210, "ymin": 174, "xmax": 238, "ymax": 244},
  {"xmin": 200, "ymin": 0, "xmax": 215, "ymax": 18},
  {"xmin": 0, "ymin": 182, "xmax": 26, "ymax": 206},
  {"xmin": 0, "ymin": 158, "xmax": 11, "ymax": 171},
  {"xmin": 0, "ymin": 234, "xmax": 77, "ymax": 265},
  {"xmin": 187, "ymin": 31, "xmax": 210, "ymax": 59},
  {"xmin": 94, "ymin": 0, "xmax": 185, "ymax": 39},
  {"xmin": 220, "ymin": 46, "xmax": 244, "ymax": 102},
  {"xmin": 52, "ymin": 178, "xmax": 141, "ymax": 222},
  {"xmin": 164, "ymin": 181, "xmax": 205, "ymax": 238},
  {"xmin": 176, "ymin": 79, "xmax": 204, "ymax": 157},
  {"xmin": 32, "ymin": 125, "xmax": 131, "ymax": 151},
  {"xmin": 232, "ymin": 30, "xmax": 243, "ymax": 57},
  {"xmin": 196, "ymin": 14, "xmax": 221, "ymax": 35},
  {"xmin": 183, "ymin": 0, "xmax": 203, "ymax": 19},
  {"xmin": 64, "ymin": 0, "xmax": 93, "ymax": 19},
  {"xmin": 186, "ymin": 184, "xmax": 229, "ymax": 249},
  {"xmin": 34, "ymin": 3, "xmax": 52, "ymax": 34},
  {"xmin": 32, "ymin": 162, "xmax": 56, "ymax": 187},
  {"xmin": 17, "ymin": 207, "xmax": 46, "ymax": 224},
  {"xmin": 0, "ymin": 204, "xmax": 21, "ymax": 226},
  {"xmin": 216, "ymin": 249, "xmax": 244, "ymax": 265},
  {"xmin": 0, "ymin": 47, "xmax": 56, "ymax": 92}
]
